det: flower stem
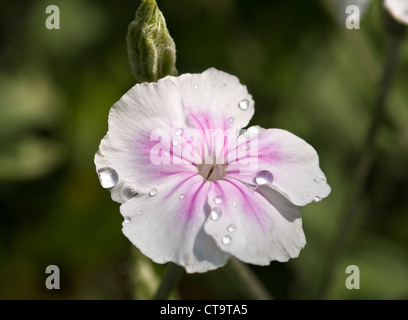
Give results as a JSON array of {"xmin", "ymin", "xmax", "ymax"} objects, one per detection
[
  {"xmin": 225, "ymin": 258, "xmax": 273, "ymax": 300},
  {"xmin": 317, "ymin": 14, "xmax": 405, "ymax": 300},
  {"xmin": 152, "ymin": 262, "xmax": 185, "ymax": 300}
]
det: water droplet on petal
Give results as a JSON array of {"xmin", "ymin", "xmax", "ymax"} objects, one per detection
[
  {"xmin": 238, "ymin": 99, "xmax": 249, "ymax": 110},
  {"xmin": 228, "ymin": 117, "xmax": 235, "ymax": 123},
  {"xmin": 232, "ymin": 201, "xmax": 237, "ymax": 207},
  {"xmin": 210, "ymin": 207, "xmax": 222, "ymax": 221},
  {"xmin": 137, "ymin": 211, "xmax": 142, "ymax": 215},
  {"xmin": 255, "ymin": 170, "xmax": 274, "ymax": 185},
  {"xmin": 222, "ymin": 235, "xmax": 232, "ymax": 245},
  {"xmin": 227, "ymin": 224, "xmax": 236, "ymax": 233},
  {"xmin": 214, "ymin": 196, "xmax": 223, "ymax": 205},
  {"xmin": 313, "ymin": 196, "xmax": 322, "ymax": 202},
  {"xmin": 314, "ymin": 176, "xmax": 327, "ymax": 183},
  {"xmin": 121, "ymin": 187, "xmax": 137, "ymax": 200},
  {"xmin": 179, "ymin": 193, "xmax": 186, "ymax": 199},
  {"xmin": 172, "ymin": 139, "xmax": 179, "ymax": 146},
  {"xmin": 222, "ymin": 83, "xmax": 227, "ymax": 89},
  {"xmin": 194, "ymin": 84, "xmax": 199, "ymax": 89},
  {"xmin": 149, "ymin": 188, "xmax": 157, "ymax": 197},
  {"xmin": 124, "ymin": 216, "xmax": 132, "ymax": 224},
  {"xmin": 174, "ymin": 128, "xmax": 184, "ymax": 136},
  {"xmin": 246, "ymin": 126, "xmax": 260, "ymax": 138},
  {"xmin": 98, "ymin": 167, "xmax": 119, "ymax": 189}
]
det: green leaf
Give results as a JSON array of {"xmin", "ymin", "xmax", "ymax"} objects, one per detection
[{"xmin": 127, "ymin": 0, "xmax": 177, "ymax": 83}]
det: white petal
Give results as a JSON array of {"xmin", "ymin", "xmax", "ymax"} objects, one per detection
[
  {"xmin": 226, "ymin": 127, "xmax": 331, "ymax": 206},
  {"xmin": 177, "ymin": 68, "xmax": 254, "ymax": 134},
  {"xmin": 204, "ymin": 180, "xmax": 306, "ymax": 264},
  {"xmin": 95, "ymin": 68, "xmax": 255, "ymax": 202},
  {"xmin": 384, "ymin": 0, "xmax": 408, "ymax": 25},
  {"xmin": 120, "ymin": 173, "xmax": 230, "ymax": 273}
]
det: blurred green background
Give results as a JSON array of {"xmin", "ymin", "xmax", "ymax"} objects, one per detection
[{"xmin": 1, "ymin": 0, "xmax": 407, "ymax": 299}]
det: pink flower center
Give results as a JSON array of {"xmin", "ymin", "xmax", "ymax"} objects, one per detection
[{"xmin": 197, "ymin": 163, "xmax": 226, "ymax": 182}]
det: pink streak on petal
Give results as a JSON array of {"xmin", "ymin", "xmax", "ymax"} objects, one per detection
[
  {"xmin": 164, "ymin": 173, "xmax": 199, "ymax": 201},
  {"xmin": 226, "ymin": 132, "xmax": 283, "ymax": 166},
  {"xmin": 220, "ymin": 178, "xmax": 264, "ymax": 227},
  {"xmin": 184, "ymin": 181, "xmax": 207, "ymax": 221},
  {"xmin": 159, "ymin": 172, "xmax": 210, "ymax": 223},
  {"xmin": 188, "ymin": 110, "xmax": 227, "ymax": 133},
  {"xmin": 188, "ymin": 111, "xmax": 207, "ymax": 136},
  {"xmin": 188, "ymin": 110, "xmax": 238, "ymax": 165},
  {"xmin": 135, "ymin": 130, "xmax": 198, "ymax": 177}
]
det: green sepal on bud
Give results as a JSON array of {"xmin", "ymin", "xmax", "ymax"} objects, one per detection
[{"xmin": 127, "ymin": 0, "xmax": 178, "ymax": 83}]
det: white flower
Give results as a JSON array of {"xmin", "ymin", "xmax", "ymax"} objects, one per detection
[
  {"xmin": 95, "ymin": 68, "xmax": 331, "ymax": 273},
  {"xmin": 328, "ymin": 0, "xmax": 408, "ymax": 26},
  {"xmin": 384, "ymin": 0, "xmax": 408, "ymax": 25}
]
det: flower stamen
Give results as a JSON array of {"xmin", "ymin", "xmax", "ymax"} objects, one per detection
[{"xmin": 198, "ymin": 163, "xmax": 226, "ymax": 182}]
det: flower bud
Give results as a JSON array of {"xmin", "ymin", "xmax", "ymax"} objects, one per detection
[{"xmin": 127, "ymin": 0, "xmax": 177, "ymax": 83}]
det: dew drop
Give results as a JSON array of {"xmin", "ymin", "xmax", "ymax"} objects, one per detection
[
  {"xmin": 149, "ymin": 188, "xmax": 157, "ymax": 197},
  {"xmin": 222, "ymin": 235, "xmax": 232, "ymax": 245},
  {"xmin": 98, "ymin": 167, "xmax": 119, "ymax": 189},
  {"xmin": 232, "ymin": 201, "xmax": 237, "ymax": 207},
  {"xmin": 228, "ymin": 117, "xmax": 235, "ymax": 123},
  {"xmin": 194, "ymin": 84, "xmax": 199, "ymax": 89},
  {"xmin": 174, "ymin": 128, "xmax": 184, "ymax": 136},
  {"xmin": 210, "ymin": 207, "xmax": 222, "ymax": 221},
  {"xmin": 214, "ymin": 196, "xmax": 223, "ymax": 205},
  {"xmin": 238, "ymin": 99, "xmax": 250, "ymax": 110},
  {"xmin": 179, "ymin": 193, "xmax": 186, "ymax": 199},
  {"xmin": 124, "ymin": 216, "xmax": 132, "ymax": 224},
  {"xmin": 121, "ymin": 187, "xmax": 137, "ymax": 201},
  {"xmin": 255, "ymin": 170, "xmax": 274, "ymax": 185},
  {"xmin": 222, "ymin": 83, "xmax": 227, "ymax": 89},
  {"xmin": 227, "ymin": 224, "xmax": 236, "ymax": 233},
  {"xmin": 246, "ymin": 126, "xmax": 260, "ymax": 138},
  {"xmin": 172, "ymin": 139, "xmax": 180, "ymax": 146},
  {"xmin": 137, "ymin": 211, "xmax": 142, "ymax": 215},
  {"xmin": 313, "ymin": 196, "xmax": 322, "ymax": 202},
  {"xmin": 314, "ymin": 176, "xmax": 327, "ymax": 183}
]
